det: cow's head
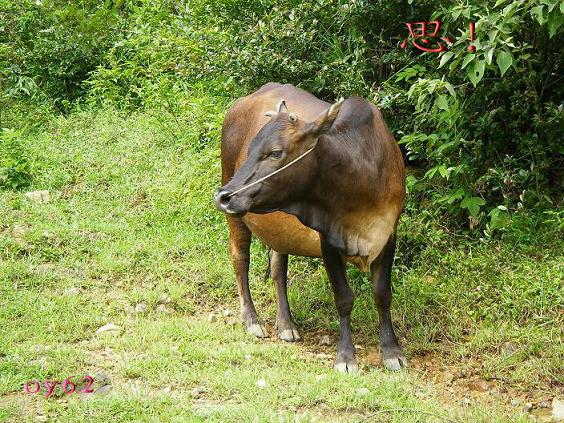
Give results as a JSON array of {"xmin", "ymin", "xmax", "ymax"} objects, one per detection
[{"xmin": 214, "ymin": 98, "xmax": 343, "ymax": 217}]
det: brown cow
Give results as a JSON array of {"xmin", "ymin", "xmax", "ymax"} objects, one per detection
[{"xmin": 214, "ymin": 83, "xmax": 406, "ymax": 372}]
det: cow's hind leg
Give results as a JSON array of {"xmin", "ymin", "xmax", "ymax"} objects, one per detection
[
  {"xmin": 321, "ymin": 236, "xmax": 357, "ymax": 373},
  {"xmin": 270, "ymin": 250, "xmax": 300, "ymax": 342},
  {"xmin": 227, "ymin": 217, "xmax": 267, "ymax": 338},
  {"xmin": 370, "ymin": 235, "xmax": 407, "ymax": 370}
]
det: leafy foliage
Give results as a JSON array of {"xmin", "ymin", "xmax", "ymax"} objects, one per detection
[
  {"xmin": 0, "ymin": 0, "xmax": 562, "ymax": 233},
  {"xmin": 0, "ymin": 129, "xmax": 34, "ymax": 190}
]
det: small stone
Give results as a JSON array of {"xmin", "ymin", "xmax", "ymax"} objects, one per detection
[
  {"xmin": 443, "ymin": 372, "xmax": 455, "ymax": 385},
  {"xmin": 319, "ymin": 335, "xmax": 332, "ymax": 346},
  {"xmin": 158, "ymin": 294, "xmax": 172, "ymax": 304},
  {"xmin": 223, "ymin": 308, "xmax": 232, "ymax": 317},
  {"xmin": 354, "ymin": 344, "xmax": 364, "ymax": 350},
  {"xmin": 315, "ymin": 353, "xmax": 331, "ymax": 360},
  {"xmin": 315, "ymin": 374, "xmax": 327, "ymax": 382},
  {"xmin": 95, "ymin": 323, "xmax": 121, "ymax": 335},
  {"xmin": 207, "ymin": 313, "xmax": 216, "ymax": 322},
  {"xmin": 134, "ymin": 303, "xmax": 148, "ymax": 313},
  {"xmin": 162, "ymin": 386, "xmax": 172, "ymax": 393},
  {"xmin": 523, "ymin": 402, "xmax": 533, "ymax": 413},
  {"xmin": 94, "ymin": 384, "xmax": 111, "ymax": 396},
  {"xmin": 256, "ymin": 379, "xmax": 268, "ymax": 388},
  {"xmin": 553, "ymin": 398, "xmax": 564, "ymax": 421},
  {"xmin": 356, "ymin": 387, "xmax": 370, "ymax": 396},
  {"xmin": 510, "ymin": 399, "xmax": 520, "ymax": 407},
  {"xmin": 156, "ymin": 304, "xmax": 168, "ymax": 313},
  {"xmin": 244, "ymin": 354, "xmax": 252, "ymax": 360},
  {"xmin": 191, "ymin": 386, "xmax": 207, "ymax": 398},
  {"xmin": 25, "ymin": 190, "xmax": 50, "ymax": 203},
  {"xmin": 64, "ymin": 287, "xmax": 80, "ymax": 296},
  {"xmin": 462, "ymin": 397, "xmax": 471, "ymax": 406},
  {"xmin": 539, "ymin": 401, "xmax": 550, "ymax": 409}
]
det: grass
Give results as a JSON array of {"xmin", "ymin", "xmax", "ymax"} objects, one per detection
[{"xmin": 0, "ymin": 91, "xmax": 562, "ymax": 421}]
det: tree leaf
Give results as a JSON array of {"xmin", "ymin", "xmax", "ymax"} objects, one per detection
[
  {"xmin": 468, "ymin": 60, "xmax": 485, "ymax": 86},
  {"xmin": 496, "ymin": 50, "xmax": 513, "ymax": 76},
  {"xmin": 436, "ymin": 95, "xmax": 449, "ymax": 111},
  {"xmin": 461, "ymin": 53, "xmax": 475, "ymax": 69},
  {"xmin": 439, "ymin": 51, "xmax": 454, "ymax": 68},
  {"xmin": 461, "ymin": 196, "xmax": 486, "ymax": 217},
  {"xmin": 486, "ymin": 48, "xmax": 494, "ymax": 64},
  {"xmin": 531, "ymin": 5, "xmax": 545, "ymax": 24}
]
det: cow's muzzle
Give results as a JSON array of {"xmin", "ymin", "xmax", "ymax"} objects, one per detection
[{"xmin": 213, "ymin": 189, "xmax": 247, "ymax": 217}]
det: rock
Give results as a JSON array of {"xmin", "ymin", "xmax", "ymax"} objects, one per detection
[
  {"xmin": 523, "ymin": 402, "xmax": 533, "ymax": 413},
  {"xmin": 315, "ymin": 353, "xmax": 331, "ymax": 360},
  {"xmin": 462, "ymin": 397, "xmax": 471, "ymax": 406},
  {"xmin": 315, "ymin": 374, "xmax": 327, "ymax": 383},
  {"xmin": 95, "ymin": 323, "xmax": 122, "ymax": 335},
  {"xmin": 158, "ymin": 294, "xmax": 172, "ymax": 304},
  {"xmin": 207, "ymin": 313, "xmax": 216, "ymax": 322},
  {"xmin": 510, "ymin": 399, "xmax": 520, "ymax": 407},
  {"xmin": 156, "ymin": 304, "xmax": 168, "ymax": 313},
  {"xmin": 94, "ymin": 384, "xmax": 112, "ymax": 396},
  {"xmin": 319, "ymin": 335, "xmax": 332, "ymax": 346},
  {"xmin": 244, "ymin": 354, "xmax": 252, "ymax": 360},
  {"xmin": 25, "ymin": 190, "xmax": 50, "ymax": 203},
  {"xmin": 222, "ymin": 308, "xmax": 232, "ymax": 317},
  {"xmin": 64, "ymin": 287, "xmax": 80, "ymax": 296},
  {"xmin": 134, "ymin": 303, "xmax": 148, "ymax": 313},
  {"xmin": 467, "ymin": 379, "xmax": 490, "ymax": 392},
  {"xmin": 162, "ymin": 386, "xmax": 172, "ymax": 393},
  {"xmin": 356, "ymin": 387, "xmax": 370, "ymax": 396},
  {"xmin": 256, "ymin": 379, "xmax": 268, "ymax": 388},
  {"xmin": 191, "ymin": 386, "xmax": 207, "ymax": 398},
  {"xmin": 539, "ymin": 401, "xmax": 550, "ymax": 408},
  {"xmin": 443, "ymin": 372, "xmax": 455, "ymax": 385},
  {"xmin": 553, "ymin": 398, "xmax": 564, "ymax": 421}
]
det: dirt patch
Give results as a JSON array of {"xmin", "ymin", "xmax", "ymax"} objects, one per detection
[{"xmin": 295, "ymin": 327, "xmax": 562, "ymax": 422}]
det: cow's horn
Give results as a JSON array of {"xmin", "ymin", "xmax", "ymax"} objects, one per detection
[{"xmin": 329, "ymin": 97, "xmax": 344, "ymax": 115}]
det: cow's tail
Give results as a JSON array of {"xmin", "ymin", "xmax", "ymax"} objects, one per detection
[{"xmin": 263, "ymin": 248, "xmax": 272, "ymax": 282}]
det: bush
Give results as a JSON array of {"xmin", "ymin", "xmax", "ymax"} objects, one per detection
[
  {"xmin": 0, "ymin": 129, "xmax": 34, "ymax": 190},
  {"xmin": 1, "ymin": 0, "xmax": 562, "ymax": 233}
]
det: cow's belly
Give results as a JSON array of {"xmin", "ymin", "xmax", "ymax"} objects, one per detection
[{"xmin": 243, "ymin": 212, "xmax": 321, "ymax": 257}]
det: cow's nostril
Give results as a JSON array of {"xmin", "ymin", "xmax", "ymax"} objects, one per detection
[{"xmin": 214, "ymin": 190, "xmax": 232, "ymax": 211}]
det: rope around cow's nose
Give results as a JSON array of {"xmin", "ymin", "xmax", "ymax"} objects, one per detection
[{"xmin": 226, "ymin": 147, "xmax": 315, "ymax": 198}]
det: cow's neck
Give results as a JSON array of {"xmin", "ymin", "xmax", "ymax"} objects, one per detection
[{"xmin": 284, "ymin": 134, "xmax": 395, "ymax": 265}]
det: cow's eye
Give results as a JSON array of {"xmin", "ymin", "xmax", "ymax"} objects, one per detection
[{"xmin": 269, "ymin": 149, "xmax": 283, "ymax": 160}]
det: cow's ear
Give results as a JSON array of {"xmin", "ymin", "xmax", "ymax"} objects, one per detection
[{"xmin": 310, "ymin": 98, "xmax": 344, "ymax": 136}]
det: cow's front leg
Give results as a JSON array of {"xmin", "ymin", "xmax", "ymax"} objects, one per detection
[
  {"xmin": 371, "ymin": 235, "xmax": 407, "ymax": 370},
  {"xmin": 227, "ymin": 217, "xmax": 267, "ymax": 338},
  {"xmin": 320, "ymin": 236, "xmax": 357, "ymax": 373},
  {"xmin": 270, "ymin": 250, "xmax": 300, "ymax": 342}
]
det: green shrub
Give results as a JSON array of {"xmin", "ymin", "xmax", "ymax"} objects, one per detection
[{"xmin": 0, "ymin": 129, "xmax": 34, "ymax": 190}]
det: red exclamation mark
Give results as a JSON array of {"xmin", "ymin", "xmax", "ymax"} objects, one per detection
[{"xmin": 467, "ymin": 22, "xmax": 476, "ymax": 52}]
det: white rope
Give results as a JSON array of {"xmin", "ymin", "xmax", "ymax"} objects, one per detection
[{"xmin": 227, "ymin": 147, "xmax": 315, "ymax": 197}]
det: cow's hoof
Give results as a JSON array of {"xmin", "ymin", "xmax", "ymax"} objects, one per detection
[
  {"xmin": 334, "ymin": 358, "xmax": 358, "ymax": 374},
  {"xmin": 278, "ymin": 328, "xmax": 301, "ymax": 342},
  {"xmin": 247, "ymin": 323, "xmax": 268, "ymax": 338},
  {"xmin": 382, "ymin": 349, "xmax": 408, "ymax": 371}
]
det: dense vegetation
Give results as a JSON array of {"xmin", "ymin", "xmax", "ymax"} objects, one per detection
[{"xmin": 0, "ymin": 0, "xmax": 562, "ymax": 421}]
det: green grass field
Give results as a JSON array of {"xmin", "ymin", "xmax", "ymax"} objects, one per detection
[{"xmin": 0, "ymin": 91, "xmax": 562, "ymax": 422}]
